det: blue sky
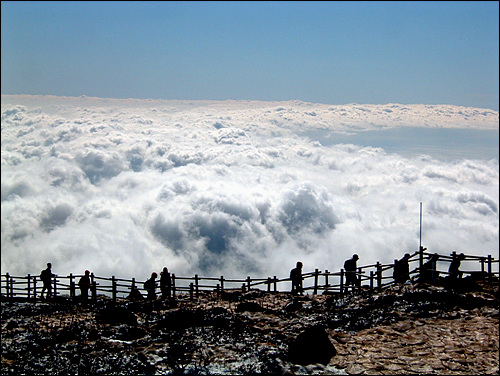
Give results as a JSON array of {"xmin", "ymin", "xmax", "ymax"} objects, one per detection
[{"xmin": 1, "ymin": 1, "xmax": 499, "ymax": 110}]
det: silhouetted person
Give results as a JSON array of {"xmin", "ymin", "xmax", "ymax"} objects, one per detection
[
  {"xmin": 290, "ymin": 261, "xmax": 303, "ymax": 295},
  {"xmin": 144, "ymin": 272, "xmax": 157, "ymax": 300},
  {"xmin": 448, "ymin": 253, "xmax": 466, "ymax": 280},
  {"xmin": 128, "ymin": 285, "xmax": 144, "ymax": 300},
  {"xmin": 160, "ymin": 267, "xmax": 171, "ymax": 300},
  {"xmin": 78, "ymin": 270, "xmax": 91, "ymax": 302},
  {"xmin": 344, "ymin": 254, "xmax": 360, "ymax": 292},
  {"xmin": 419, "ymin": 253, "xmax": 439, "ymax": 284},
  {"xmin": 393, "ymin": 253, "xmax": 411, "ymax": 283},
  {"xmin": 40, "ymin": 263, "xmax": 55, "ymax": 300}
]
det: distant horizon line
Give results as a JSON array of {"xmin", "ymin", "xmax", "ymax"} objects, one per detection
[{"xmin": 2, "ymin": 93, "xmax": 498, "ymax": 112}]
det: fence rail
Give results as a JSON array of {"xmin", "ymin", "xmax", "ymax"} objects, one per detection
[{"xmin": 1, "ymin": 250, "xmax": 498, "ymax": 303}]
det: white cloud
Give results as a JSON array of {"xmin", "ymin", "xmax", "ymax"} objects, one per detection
[{"xmin": 1, "ymin": 95, "xmax": 498, "ymax": 282}]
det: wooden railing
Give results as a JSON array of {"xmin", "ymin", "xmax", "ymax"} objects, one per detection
[{"xmin": 1, "ymin": 250, "xmax": 498, "ymax": 302}]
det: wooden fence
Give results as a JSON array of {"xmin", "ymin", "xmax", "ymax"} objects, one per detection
[{"xmin": 1, "ymin": 250, "xmax": 498, "ymax": 302}]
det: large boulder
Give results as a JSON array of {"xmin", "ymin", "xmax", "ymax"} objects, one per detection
[
  {"xmin": 235, "ymin": 301, "xmax": 265, "ymax": 313},
  {"xmin": 288, "ymin": 325, "xmax": 336, "ymax": 365},
  {"xmin": 96, "ymin": 305, "xmax": 138, "ymax": 326}
]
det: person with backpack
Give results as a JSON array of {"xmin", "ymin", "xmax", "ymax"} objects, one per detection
[
  {"xmin": 419, "ymin": 253, "xmax": 440, "ymax": 284},
  {"xmin": 40, "ymin": 263, "xmax": 55, "ymax": 300},
  {"xmin": 393, "ymin": 253, "xmax": 411, "ymax": 283},
  {"xmin": 290, "ymin": 261, "xmax": 303, "ymax": 295},
  {"xmin": 144, "ymin": 272, "xmax": 157, "ymax": 300},
  {"xmin": 160, "ymin": 267, "xmax": 172, "ymax": 300},
  {"xmin": 78, "ymin": 270, "xmax": 91, "ymax": 303},
  {"xmin": 344, "ymin": 254, "xmax": 360, "ymax": 292},
  {"xmin": 448, "ymin": 253, "xmax": 466, "ymax": 280}
]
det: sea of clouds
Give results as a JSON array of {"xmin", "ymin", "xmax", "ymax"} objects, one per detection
[{"xmin": 1, "ymin": 95, "xmax": 498, "ymax": 282}]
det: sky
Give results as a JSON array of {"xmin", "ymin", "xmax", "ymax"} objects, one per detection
[{"xmin": 1, "ymin": 1, "xmax": 499, "ymax": 110}]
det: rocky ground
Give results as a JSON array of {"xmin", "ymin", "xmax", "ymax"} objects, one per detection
[{"xmin": 1, "ymin": 278, "xmax": 498, "ymax": 375}]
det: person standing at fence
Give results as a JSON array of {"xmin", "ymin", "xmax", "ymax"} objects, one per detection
[
  {"xmin": 160, "ymin": 267, "xmax": 171, "ymax": 300},
  {"xmin": 419, "ymin": 253, "xmax": 439, "ymax": 284},
  {"xmin": 290, "ymin": 261, "xmax": 303, "ymax": 295},
  {"xmin": 40, "ymin": 263, "xmax": 55, "ymax": 300},
  {"xmin": 393, "ymin": 253, "xmax": 411, "ymax": 283},
  {"xmin": 448, "ymin": 253, "xmax": 466, "ymax": 280},
  {"xmin": 344, "ymin": 254, "xmax": 360, "ymax": 292},
  {"xmin": 144, "ymin": 272, "xmax": 157, "ymax": 300},
  {"xmin": 78, "ymin": 270, "xmax": 91, "ymax": 303}
]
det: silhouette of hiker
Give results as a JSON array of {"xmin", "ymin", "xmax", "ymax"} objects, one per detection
[
  {"xmin": 160, "ymin": 267, "xmax": 172, "ymax": 300},
  {"xmin": 128, "ymin": 285, "xmax": 144, "ymax": 300},
  {"xmin": 448, "ymin": 253, "xmax": 466, "ymax": 280},
  {"xmin": 40, "ymin": 263, "xmax": 55, "ymax": 300},
  {"xmin": 344, "ymin": 254, "xmax": 360, "ymax": 292},
  {"xmin": 290, "ymin": 261, "xmax": 303, "ymax": 295},
  {"xmin": 78, "ymin": 270, "xmax": 91, "ymax": 302},
  {"xmin": 393, "ymin": 253, "xmax": 411, "ymax": 283},
  {"xmin": 419, "ymin": 253, "xmax": 439, "ymax": 284},
  {"xmin": 144, "ymin": 272, "xmax": 157, "ymax": 300}
]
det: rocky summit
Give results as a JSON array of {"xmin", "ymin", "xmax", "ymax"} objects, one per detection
[{"xmin": 1, "ymin": 279, "xmax": 498, "ymax": 375}]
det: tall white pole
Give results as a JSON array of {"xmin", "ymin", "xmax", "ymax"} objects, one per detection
[
  {"xmin": 419, "ymin": 202, "xmax": 423, "ymax": 270},
  {"xmin": 419, "ymin": 202, "xmax": 422, "ymax": 250}
]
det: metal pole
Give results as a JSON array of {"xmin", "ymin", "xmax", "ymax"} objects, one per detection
[{"xmin": 419, "ymin": 202, "xmax": 424, "ymax": 271}]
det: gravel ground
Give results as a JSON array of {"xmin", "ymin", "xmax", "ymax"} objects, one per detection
[{"xmin": 1, "ymin": 279, "xmax": 498, "ymax": 375}]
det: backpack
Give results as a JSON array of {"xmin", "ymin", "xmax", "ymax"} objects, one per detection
[
  {"xmin": 144, "ymin": 279, "xmax": 152, "ymax": 290},
  {"xmin": 40, "ymin": 269, "xmax": 48, "ymax": 280}
]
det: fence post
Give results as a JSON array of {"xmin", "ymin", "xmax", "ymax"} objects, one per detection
[
  {"xmin": 130, "ymin": 278, "xmax": 136, "ymax": 299},
  {"xmin": 370, "ymin": 271, "xmax": 374, "ymax": 291},
  {"xmin": 220, "ymin": 276, "xmax": 224, "ymax": 292},
  {"xmin": 189, "ymin": 283, "xmax": 194, "ymax": 301},
  {"xmin": 267, "ymin": 277, "xmax": 271, "ymax": 292},
  {"xmin": 340, "ymin": 269, "xmax": 344, "ymax": 297},
  {"xmin": 33, "ymin": 276, "xmax": 37, "ymax": 299},
  {"xmin": 487, "ymin": 255, "xmax": 492, "ymax": 278},
  {"xmin": 480, "ymin": 257, "xmax": 485, "ymax": 274},
  {"xmin": 69, "ymin": 273, "xmax": 75, "ymax": 299},
  {"xmin": 195, "ymin": 274, "xmax": 199, "ymax": 299},
  {"xmin": 313, "ymin": 269, "xmax": 319, "ymax": 295},
  {"xmin": 53, "ymin": 275, "xmax": 57, "ymax": 297},
  {"xmin": 273, "ymin": 276, "xmax": 277, "ymax": 292},
  {"xmin": 419, "ymin": 246, "xmax": 426, "ymax": 279},
  {"xmin": 10, "ymin": 275, "xmax": 14, "ymax": 298},
  {"xmin": 112, "ymin": 276, "xmax": 117, "ymax": 303},
  {"xmin": 357, "ymin": 267, "xmax": 362, "ymax": 292},
  {"xmin": 172, "ymin": 274, "xmax": 176, "ymax": 300},
  {"xmin": 27, "ymin": 274, "xmax": 31, "ymax": 299},
  {"xmin": 324, "ymin": 270, "xmax": 329, "ymax": 293},
  {"xmin": 91, "ymin": 273, "xmax": 96, "ymax": 301},
  {"xmin": 376, "ymin": 262, "xmax": 382, "ymax": 290},
  {"xmin": 246, "ymin": 276, "xmax": 251, "ymax": 292}
]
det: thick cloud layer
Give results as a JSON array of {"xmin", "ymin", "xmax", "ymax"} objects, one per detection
[{"xmin": 1, "ymin": 95, "xmax": 498, "ymax": 281}]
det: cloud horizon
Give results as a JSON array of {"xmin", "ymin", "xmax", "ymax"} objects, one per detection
[{"xmin": 1, "ymin": 95, "xmax": 498, "ymax": 282}]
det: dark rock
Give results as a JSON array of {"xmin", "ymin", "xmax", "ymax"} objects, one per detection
[
  {"xmin": 241, "ymin": 290, "xmax": 266, "ymax": 300},
  {"xmin": 96, "ymin": 305, "xmax": 138, "ymax": 326},
  {"xmin": 6, "ymin": 320, "xmax": 18, "ymax": 330},
  {"xmin": 221, "ymin": 290, "xmax": 241, "ymax": 301},
  {"xmin": 155, "ymin": 309, "xmax": 201, "ymax": 330},
  {"xmin": 235, "ymin": 301, "xmax": 265, "ymax": 313},
  {"xmin": 155, "ymin": 307, "xmax": 231, "ymax": 331},
  {"xmin": 284, "ymin": 299, "xmax": 302, "ymax": 313},
  {"xmin": 114, "ymin": 324, "xmax": 147, "ymax": 340},
  {"xmin": 288, "ymin": 325, "xmax": 336, "ymax": 365}
]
